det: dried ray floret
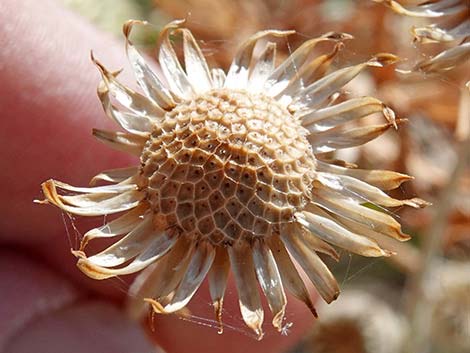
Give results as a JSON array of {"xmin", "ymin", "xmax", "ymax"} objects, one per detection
[
  {"xmin": 39, "ymin": 20, "xmax": 428, "ymax": 339},
  {"xmin": 375, "ymin": 0, "xmax": 470, "ymax": 74}
]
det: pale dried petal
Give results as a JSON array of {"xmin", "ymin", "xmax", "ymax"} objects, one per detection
[
  {"xmin": 82, "ymin": 203, "xmax": 148, "ymax": 244},
  {"xmin": 316, "ymin": 172, "xmax": 430, "ymax": 208},
  {"xmin": 312, "ymin": 187, "xmax": 409, "ymax": 241},
  {"xmin": 309, "ymin": 122, "xmax": 395, "ymax": 153},
  {"xmin": 157, "ymin": 20, "xmax": 194, "ymax": 99},
  {"xmin": 153, "ymin": 242, "xmax": 215, "ymax": 314},
  {"xmin": 317, "ymin": 160, "xmax": 413, "ymax": 190},
  {"xmin": 97, "ymin": 80, "xmax": 155, "ymax": 136},
  {"xmin": 301, "ymin": 97, "xmax": 390, "ymax": 132},
  {"xmin": 297, "ymin": 207, "xmax": 391, "ymax": 257},
  {"xmin": 208, "ymin": 247, "xmax": 230, "ymax": 333},
  {"xmin": 248, "ymin": 42, "xmax": 277, "ymax": 93},
  {"xmin": 84, "ymin": 216, "xmax": 164, "ymax": 267},
  {"xmin": 252, "ymin": 239, "xmax": 287, "ymax": 331},
  {"xmin": 278, "ymin": 43, "xmax": 344, "ymax": 101},
  {"xmin": 75, "ymin": 230, "xmax": 177, "ymax": 280},
  {"xmin": 123, "ymin": 20, "xmax": 176, "ymax": 109},
  {"xmin": 268, "ymin": 235, "xmax": 317, "ymax": 317},
  {"xmin": 228, "ymin": 241, "xmax": 264, "ymax": 339},
  {"xmin": 211, "ymin": 68, "xmax": 226, "ymax": 89},
  {"xmin": 91, "ymin": 53, "xmax": 164, "ymax": 117},
  {"xmin": 290, "ymin": 54, "xmax": 399, "ymax": 110},
  {"xmin": 266, "ymin": 32, "xmax": 352, "ymax": 97},
  {"xmin": 281, "ymin": 223, "xmax": 340, "ymax": 303},
  {"xmin": 92, "ymin": 128, "xmax": 147, "ymax": 156},
  {"xmin": 41, "ymin": 180, "xmax": 144, "ymax": 216},
  {"xmin": 128, "ymin": 237, "xmax": 193, "ymax": 319},
  {"xmin": 412, "ymin": 42, "xmax": 470, "ymax": 73},
  {"xmin": 224, "ymin": 29, "xmax": 294, "ymax": 90},
  {"xmin": 179, "ymin": 28, "xmax": 213, "ymax": 92},
  {"xmin": 90, "ymin": 166, "xmax": 139, "ymax": 185}
]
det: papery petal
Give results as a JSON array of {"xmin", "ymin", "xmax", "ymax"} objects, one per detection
[
  {"xmin": 266, "ymin": 32, "xmax": 353, "ymax": 97},
  {"xmin": 312, "ymin": 187, "xmax": 409, "ymax": 241},
  {"xmin": 268, "ymin": 236, "xmax": 317, "ymax": 317},
  {"xmin": 82, "ymin": 203, "xmax": 148, "ymax": 244},
  {"xmin": 123, "ymin": 20, "xmax": 176, "ymax": 109},
  {"xmin": 290, "ymin": 54, "xmax": 399, "ymax": 110},
  {"xmin": 128, "ymin": 237, "xmax": 193, "ymax": 319},
  {"xmin": 41, "ymin": 180, "xmax": 144, "ymax": 216},
  {"xmin": 228, "ymin": 241, "xmax": 264, "ymax": 339},
  {"xmin": 93, "ymin": 128, "xmax": 147, "ymax": 156},
  {"xmin": 208, "ymin": 247, "xmax": 230, "ymax": 333},
  {"xmin": 296, "ymin": 207, "xmax": 391, "ymax": 257},
  {"xmin": 90, "ymin": 166, "xmax": 139, "ymax": 185},
  {"xmin": 308, "ymin": 122, "xmax": 396, "ymax": 153},
  {"xmin": 153, "ymin": 242, "xmax": 215, "ymax": 314},
  {"xmin": 248, "ymin": 42, "xmax": 277, "ymax": 93},
  {"xmin": 281, "ymin": 223, "xmax": 340, "ymax": 303},
  {"xmin": 179, "ymin": 28, "xmax": 213, "ymax": 92},
  {"xmin": 316, "ymin": 160, "xmax": 413, "ymax": 190},
  {"xmin": 316, "ymin": 172, "xmax": 430, "ymax": 208},
  {"xmin": 91, "ymin": 53, "xmax": 164, "ymax": 117},
  {"xmin": 301, "ymin": 97, "xmax": 391, "ymax": 132},
  {"xmin": 252, "ymin": 239, "xmax": 287, "ymax": 331},
  {"xmin": 157, "ymin": 20, "xmax": 194, "ymax": 99},
  {"xmin": 224, "ymin": 29, "xmax": 294, "ymax": 90}
]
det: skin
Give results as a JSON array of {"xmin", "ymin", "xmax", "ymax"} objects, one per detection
[{"xmin": 0, "ymin": 1, "xmax": 316, "ymax": 352}]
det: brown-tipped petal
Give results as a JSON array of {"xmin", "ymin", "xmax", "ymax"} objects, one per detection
[
  {"xmin": 50, "ymin": 180, "xmax": 137, "ymax": 195},
  {"xmin": 301, "ymin": 97, "xmax": 388, "ymax": 132},
  {"xmin": 224, "ymin": 29, "xmax": 294, "ymax": 90},
  {"xmin": 157, "ymin": 242, "xmax": 215, "ymax": 314},
  {"xmin": 208, "ymin": 247, "xmax": 230, "ymax": 333},
  {"xmin": 248, "ymin": 42, "xmax": 277, "ymax": 93},
  {"xmin": 269, "ymin": 236, "xmax": 318, "ymax": 317},
  {"xmin": 97, "ymin": 80, "xmax": 155, "ymax": 136},
  {"xmin": 316, "ymin": 172, "xmax": 430, "ymax": 209},
  {"xmin": 123, "ymin": 20, "xmax": 176, "ymax": 109},
  {"xmin": 281, "ymin": 223, "xmax": 340, "ymax": 303},
  {"xmin": 179, "ymin": 28, "xmax": 213, "ymax": 92},
  {"xmin": 228, "ymin": 241, "xmax": 264, "ymax": 340},
  {"xmin": 413, "ymin": 42, "xmax": 470, "ymax": 73},
  {"xmin": 316, "ymin": 160, "xmax": 413, "ymax": 190},
  {"xmin": 92, "ymin": 128, "xmax": 147, "ymax": 156},
  {"xmin": 157, "ymin": 20, "xmax": 194, "ymax": 99},
  {"xmin": 75, "ymin": 228, "xmax": 177, "ymax": 280},
  {"xmin": 266, "ymin": 32, "xmax": 351, "ymax": 96},
  {"xmin": 41, "ymin": 180, "xmax": 144, "ymax": 216},
  {"xmin": 127, "ymin": 237, "xmax": 193, "ymax": 319},
  {"xmin": 297, "ymin": 208, "xmax": 390, "ymax": 257},
  {"xmin": 91, "ymin": 53, "xmax": 164, "ymax": 117},
  {"xmin": 252, "ymin": 239, "xmax": 287, "ymax": 331},
  {"xmin": 312, "ymin": 188, "xmax": 409, "ymax": 241},
  {"xmin": 309, "ymin": 122, "xmax": 395, "ymax": 153},
  {"xmin": 82, "ymin": 203, "xmax": 149, "ymax": 244},
  {"xmin": 90, "ymin": 166, "xmax": 139, "ymax": 185}
]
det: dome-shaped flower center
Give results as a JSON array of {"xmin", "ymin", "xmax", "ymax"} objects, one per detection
[{"xmin": 139, "ymin": 89, "xmax": 316, "ymax": 245}]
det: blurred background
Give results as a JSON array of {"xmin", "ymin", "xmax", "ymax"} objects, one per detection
[{"xmin": 56, "ymin": 0, "xmax": 469, "ymax": 352}]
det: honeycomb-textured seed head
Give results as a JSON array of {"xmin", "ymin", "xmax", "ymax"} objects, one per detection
[{"xmin": 140, "ymin": 89, "xmax": 316, "ymax": 244}]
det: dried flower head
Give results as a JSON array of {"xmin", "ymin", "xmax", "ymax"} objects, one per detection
[
  {"xmin": 40, "ymin": 20, "xmax": 427, "ymax": 338},
  {"xmin": 297, "ymin": 290, "xmax": 406, "ymax": 353}
]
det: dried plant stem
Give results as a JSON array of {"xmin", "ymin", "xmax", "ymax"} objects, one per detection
[{"xmin": 404, "ymin": 88, "xmax": 470, "ymax": 352}]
